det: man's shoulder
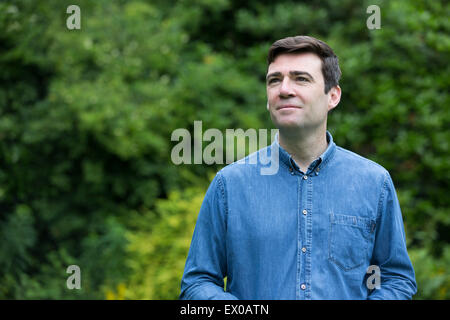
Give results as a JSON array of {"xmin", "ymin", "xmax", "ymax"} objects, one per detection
[
  {"xmin": 216, "ymin": 143, "xmax": 391, "ymax": 182},
  {"xmin": 216, "ymin": 146, "xmax": 270, "ymax": 179},
  {"xmin": 334, "ymin": 145, "xmax": 389, "ymax": 179}
]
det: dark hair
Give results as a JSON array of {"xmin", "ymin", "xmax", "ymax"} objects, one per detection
[{"xmin": 267, "ymin": 36, "xmax": 341, "ymax": 93}]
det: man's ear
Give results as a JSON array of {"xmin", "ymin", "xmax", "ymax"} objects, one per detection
[
  {"xmin": 266, "ymin": 101, "xmax": 270, "ymax": 111},
  {"xmin": 328, "ymin": 85, "xmax": 341, "ymax": 111}
]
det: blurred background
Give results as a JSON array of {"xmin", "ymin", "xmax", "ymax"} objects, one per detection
[{"xmin": 0, "ymin": 0, "xmax": 448, "ymax": 299}]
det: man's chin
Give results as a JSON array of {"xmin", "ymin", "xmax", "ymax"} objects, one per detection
[{"xmin": 273, "ymin": 119, "xmax": 304, "ymax": 130}]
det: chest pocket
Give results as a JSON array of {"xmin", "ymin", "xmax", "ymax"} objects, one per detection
[{"xmin": 328, "ymin": 213, "xmax": 375, "ymax": 271}]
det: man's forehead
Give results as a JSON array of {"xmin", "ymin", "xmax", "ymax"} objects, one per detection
[{"xmin": 267, "ymin": 52, "xmax": 322, "ymax": 75}]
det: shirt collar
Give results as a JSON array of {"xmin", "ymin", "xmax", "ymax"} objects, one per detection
[{"xmin": 271, "ymin": 130, "xmax": 336, "ymax": 173}]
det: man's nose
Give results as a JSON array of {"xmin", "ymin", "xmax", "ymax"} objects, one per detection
[{"xmin": 279, "ymin": 78, "xmax": 295, "ymax": 98}]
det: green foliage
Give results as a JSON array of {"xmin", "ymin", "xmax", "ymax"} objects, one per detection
[
  {"xmin": 0, "ymin": 0, "xmax": 448, "ymax": 299},
  {"xmin": 409, "ymin": 247, "xmax": 450, "ymax": 300},
  {"xmin": 124, "ymin": 185, "xmax": 207, "ymax": 299}
]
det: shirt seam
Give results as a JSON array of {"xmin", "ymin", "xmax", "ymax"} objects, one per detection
[
  {"xmin": 216, "ymin": 171, "xmax": 230, "ymax": 283},
  {"xmin": 376, "ymin": 171, "xmax": 390, "ymax": 223},
  {"xmin": 216, "ymin": 172, "xmax": 229, "ymax": 223}
]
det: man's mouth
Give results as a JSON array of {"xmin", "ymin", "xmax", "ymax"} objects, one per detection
[{"xmin": 276, "ymin": 105, "xmax": 302, "ymax": 110}]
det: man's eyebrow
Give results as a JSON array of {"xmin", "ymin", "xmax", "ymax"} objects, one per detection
[
  {"xmin": 290, "ymin": 71, "xmax": 314, "ymax": 81},
  {"xmin": 266, "ymin": 72, "xmax": 282, "ymax": 80},
  {"xmin": 266, "ymin": 71, "xmax": 315, "ymax": 81}
]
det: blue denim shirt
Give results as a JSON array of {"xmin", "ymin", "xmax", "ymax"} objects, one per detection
[{"xmin": 180, "ymin": 131, "xmax": 417, "ymax": 300}]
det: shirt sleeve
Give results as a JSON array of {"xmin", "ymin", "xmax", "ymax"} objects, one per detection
[
  {"xmin": 367, "ymin": 171, "xmax": 417, "ymax": 300},
  {"xmin": 179, "ymin": 172, "xmax": 238, "ymax": 300}
]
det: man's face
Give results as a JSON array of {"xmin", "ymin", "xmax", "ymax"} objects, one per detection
[{"xmin": 266, "ymin": 52, "xmax": 340, "ymax": 132}]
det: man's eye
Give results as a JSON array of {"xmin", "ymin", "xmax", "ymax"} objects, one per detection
[
  {"xmin": 296, "ymin": 77, "xmax": 309, "ymax": 82},
  {"xmin": 268, "ymin": 78, "xmax": 280, "ymax": 84}
]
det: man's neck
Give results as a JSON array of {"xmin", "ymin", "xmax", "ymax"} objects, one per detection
[{"xmin": 278, "ymin": 127, "xmax": 328, "ymax": 173}]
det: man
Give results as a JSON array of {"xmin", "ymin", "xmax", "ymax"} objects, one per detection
[{"xmin": 180, "ymin": 36, "xmax": 417, "ymax": 299}]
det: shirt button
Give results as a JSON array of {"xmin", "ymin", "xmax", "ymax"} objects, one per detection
[
  {"xmin": 302, "ymin": 247, "xmax": 307, "ymax": 253},
  {"xmin": 301, "ymin": 284, "xmax": 306, "ymax": 290},
  {"xmin": 303, "ymin": 175, "xmax": 308, "ymax": 180},
  {"xmin": 302, "ymin": 209, "xmax": 307, "ymax": 215}
]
